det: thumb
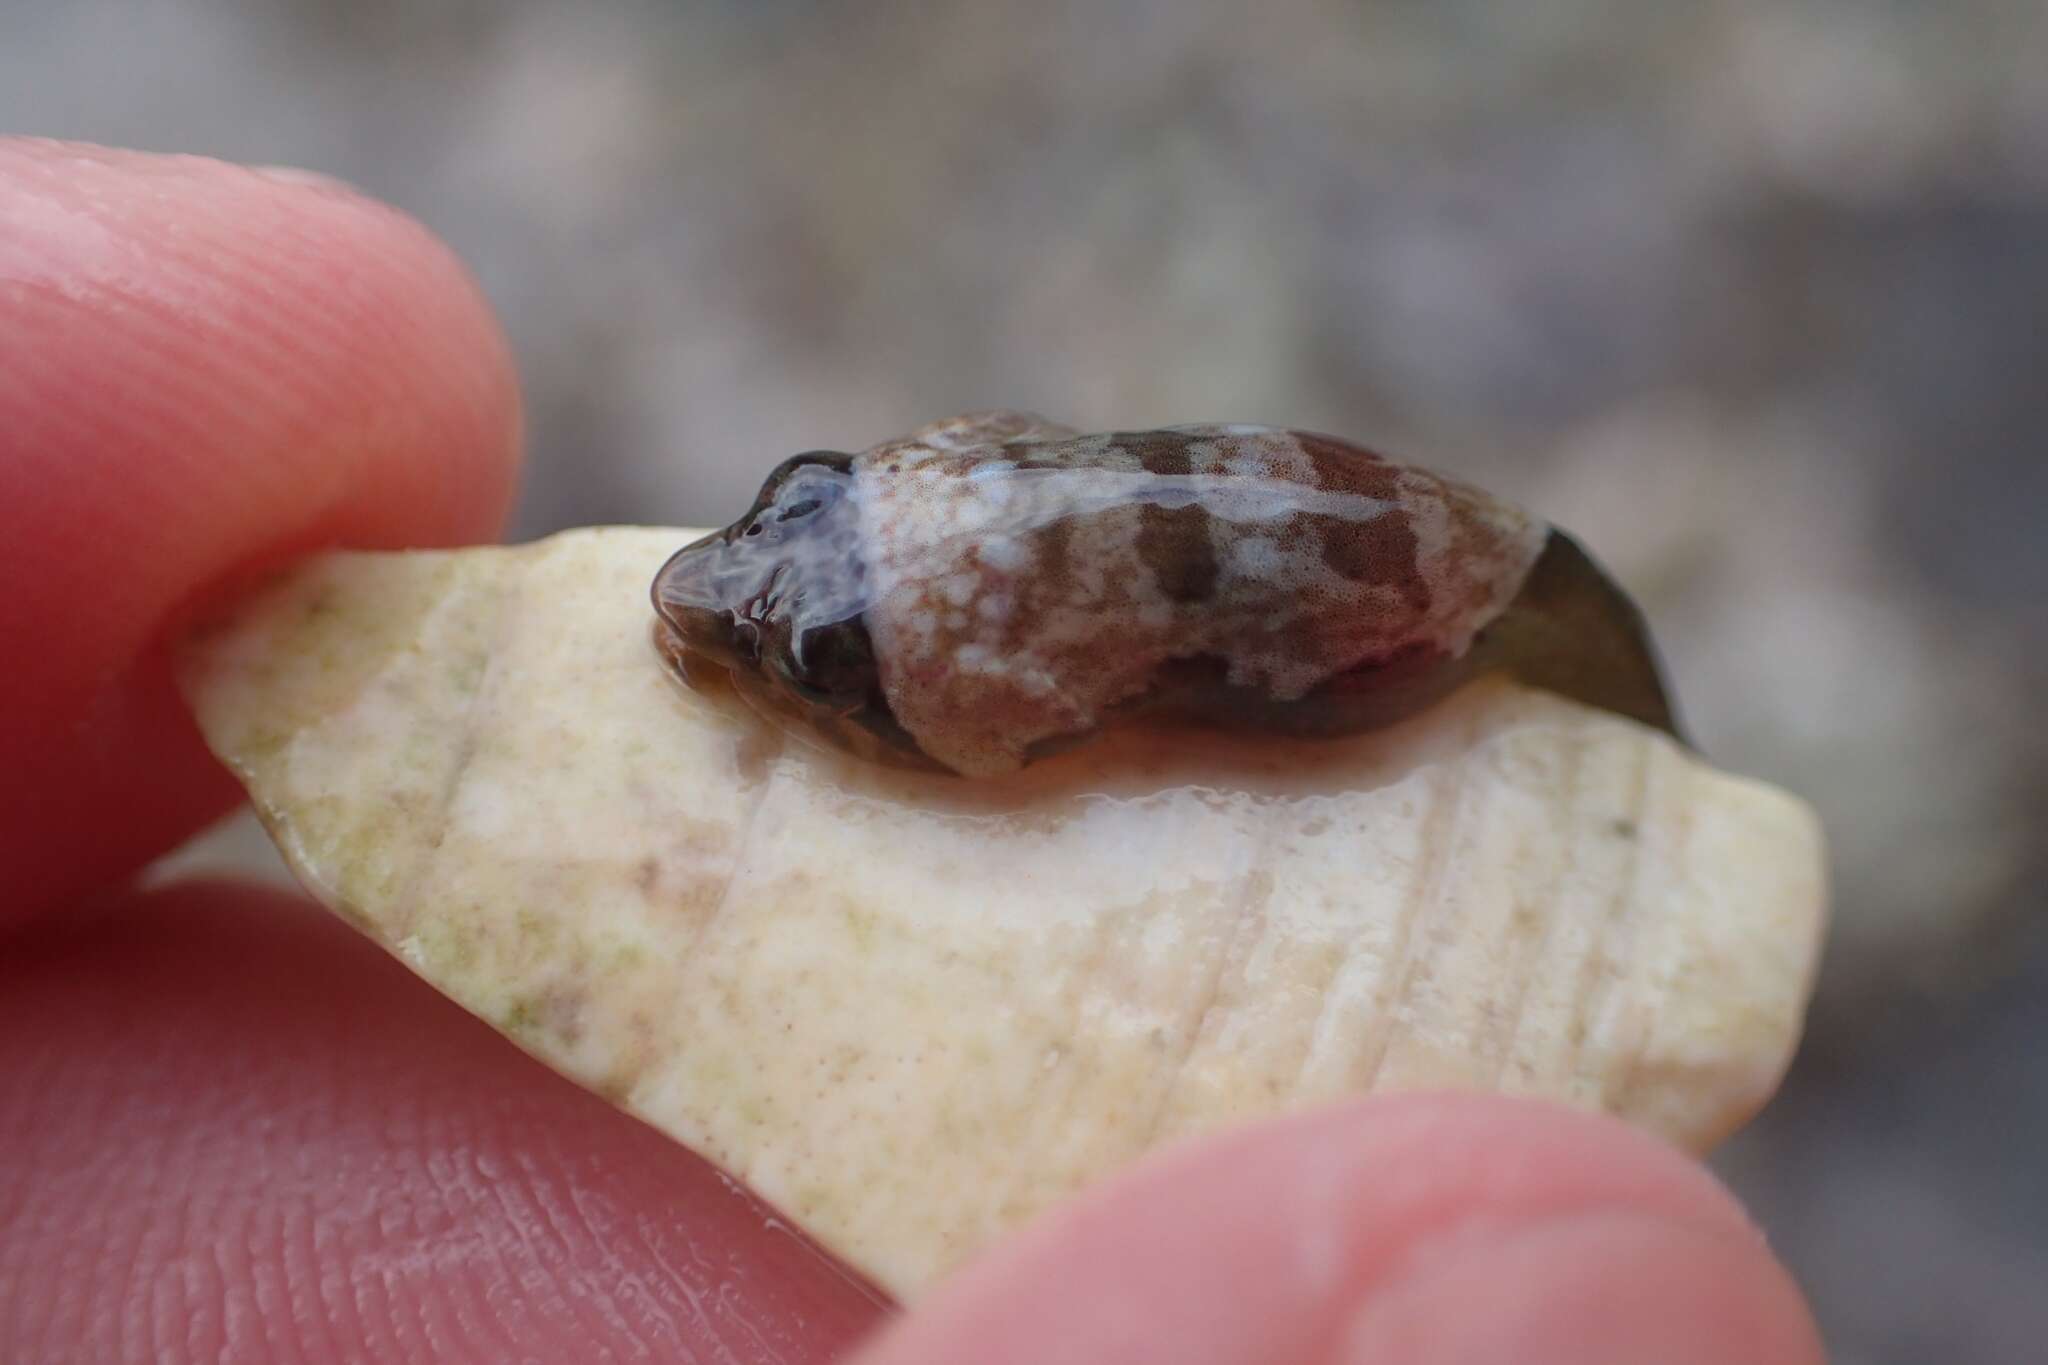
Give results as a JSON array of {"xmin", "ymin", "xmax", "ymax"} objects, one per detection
[{"xmin": 858, "ymin": 1094, "xmax": 1822, "ymax": 1365}]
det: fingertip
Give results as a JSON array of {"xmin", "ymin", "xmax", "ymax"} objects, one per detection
[
  {"xmin": 2, "ymin": 137, "xmax": 524, "ymax": 575},
  {"xmin": 1338, "ymin": 1209, "xmax": 1823, "ymax": 1365},
  {"xmin": 2, "ymin": 138, "xmax": 522, "ymax": 921},
  {"xmin": 0, "ymin": 879, "xmax": 886, "ymax": 1362},
  {"xmin": 859, "ymin": 1094, "xmax": 1819, "ymax": 1365}
]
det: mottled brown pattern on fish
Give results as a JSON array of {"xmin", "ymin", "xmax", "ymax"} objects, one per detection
[
  {"xmin": 845, "ymin": 417, "xmax": 1547, "ymax": 775},
  {"xmin": 1309, "ymin": 507, "xmax": 1425, "ymax": 597},
  {"xmin": 649, "ymin": 411, "xmax": 1660, "ymax": 779},
  {"xmin": 1136, "ymin": 503, "xmax": 1220, "ymax": 604},
  {"xmin": 1121, "ymin": 430, "xmax": 1197, "ymax": 478},
  {"xmin": 1295, "ymin": 432, "xmax": 1404, "ymax": 503}
]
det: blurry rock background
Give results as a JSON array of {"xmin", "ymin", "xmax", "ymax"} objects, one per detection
[{"xmin": 8, "ymin": 1, "xmax": 2042, "ymax": 1358}]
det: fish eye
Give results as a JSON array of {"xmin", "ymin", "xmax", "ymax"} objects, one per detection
[{"xmin": 758, "ymin": 450, "xmax": 855, "ymax": 501}]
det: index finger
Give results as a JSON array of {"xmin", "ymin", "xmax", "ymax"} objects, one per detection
[{"xmin": 1, "ymin": 139, "xmax": 522, "ymax": 923}]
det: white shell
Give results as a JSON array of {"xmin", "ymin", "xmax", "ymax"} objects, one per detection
[{"xmin": 181, "ymin": 526, "xmax": 1827, "ymax": 1299}]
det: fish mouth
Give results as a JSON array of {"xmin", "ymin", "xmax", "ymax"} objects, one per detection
[
  {"xmin": 651, "ymin": 597, "xmax": 939, "ymax": 775},
  {"xmin": 650, "ymin": 611, "xmax": 730, "ymax": 693},
  {"xmin": 650, "ymin": 527, "xmax": 768, "ymax": 674},
  {"xmin": 653, "ymin": 596, "xmax": 758, "ymax": 675}
]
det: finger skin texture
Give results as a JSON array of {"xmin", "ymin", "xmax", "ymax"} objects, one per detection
[
  {"xmin": 0, "ymin": 884, "xmax": 889, "ymax": 1364},
  {"xmin": 0, "ymin": 137, "xmax": 523, "ymax": 922},
  {"xmin": 858, "ymin": 1094, "xmax": 1823, "ymax": 1365}
]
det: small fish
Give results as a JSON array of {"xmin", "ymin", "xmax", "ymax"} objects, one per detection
[{"xmin": 653, "ymin": 411, "xmax": 1680, "ymax": 777}]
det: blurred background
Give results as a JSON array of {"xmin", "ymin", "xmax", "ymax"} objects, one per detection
[{"xmin": 8, "ymin": 1, "xmax": 2043, "ymax": 1358}]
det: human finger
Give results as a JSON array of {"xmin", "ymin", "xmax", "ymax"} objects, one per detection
[
  {"xmin": 1, "ymin": 138, "xmax": 522, "ymax": 923},
  {"xmin": 0, "ymin": 881, "xmax": 887, "ymax": 1362},
  {"xmin": 857, "ymin": 1092, "xmax": 1822, "ymax": 1365}
]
